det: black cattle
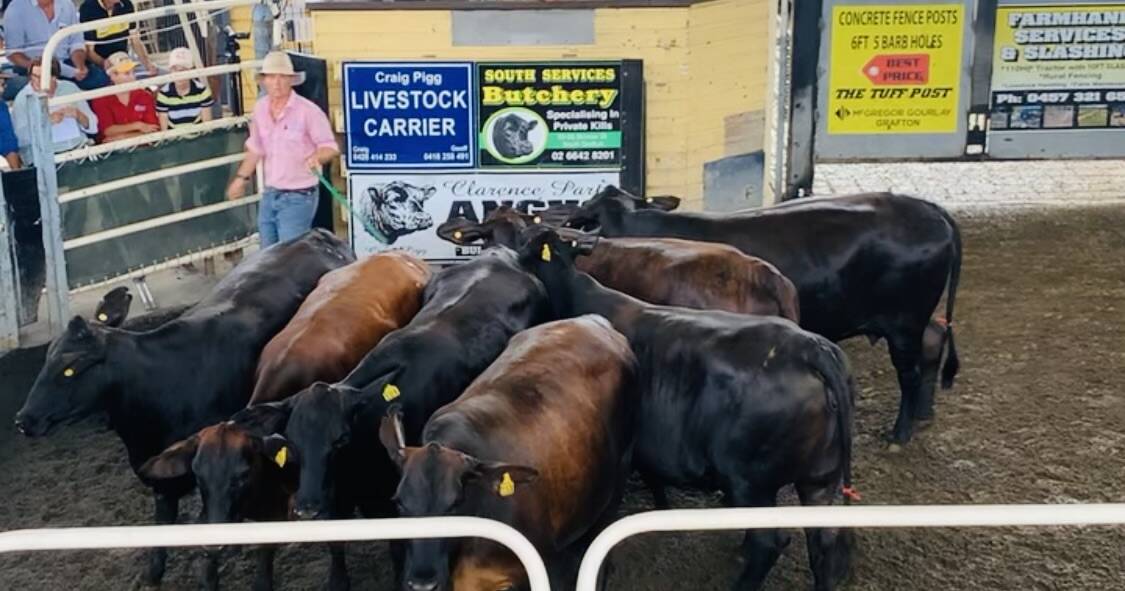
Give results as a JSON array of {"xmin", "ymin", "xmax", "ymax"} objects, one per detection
[
  {"xmin": 234, "ymin": 245, "xmax": 550, "ymax": 590},
  {"xmin": 517, "ymin": 227, "xmax": 858, "ymax": 591},
  {"xmin": 364, "ymin": 181, "xmax": 435, "ymax": 244},
  {"xmin": 13, "ymin": 229, "xmax": 355, "ymax": 586},
  {"xmin": 491, "ymin": 113, "xmax": 537, "ymax": 159},
  {"xmin": 379, "ymin": 314, "xmax": 637, "ymax": 591},
  {"xmin": 553, "ymin": 186, "xmax": 961, "ymax": 445}
]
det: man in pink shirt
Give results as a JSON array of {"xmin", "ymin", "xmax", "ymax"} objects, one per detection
[{"xmin": 227, "ymin": 51, "xmax": 338, "ymax": 247}]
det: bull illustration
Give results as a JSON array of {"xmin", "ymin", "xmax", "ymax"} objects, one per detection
[
  {"xmin": 491, "ymin": 113, "xmax": 538, "ymax": 160},
  {"xmin": 363, "ymin": 181, "xmax": 435, "ymax": 244}
]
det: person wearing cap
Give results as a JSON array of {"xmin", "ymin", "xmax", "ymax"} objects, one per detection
[
  {"xmin": 89, "ymin": 51, "xmax": 158, "ymax": 143},
  {"xmin": 155, "ymin": 47, "xmax": 214, "ymax": 130},
  {"xmin": 227, "ymin": 50, "xmax": 338, "ymax": 247},
  {"xmin": 78, "ymin": 0, "xmax": 155, "ymax": 75},
  {"xmin": 4, "ymin": 0, "xmax": 111, "ymax": 91},
  {"xmin": 12, "ymin": 58, "xmax": 98, "ymax": 164}
]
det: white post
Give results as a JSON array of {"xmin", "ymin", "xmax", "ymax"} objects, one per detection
[
  {"xmin": 28, "ymin": 94, "xmax": 70, "ymax": 336},
  {"xmin": 762, "ymin": 0, "xmax": 792, "ymax": 206},
  {"xmin": 0, "ymin": 176, "xmax": 20, "ymax": 351}
]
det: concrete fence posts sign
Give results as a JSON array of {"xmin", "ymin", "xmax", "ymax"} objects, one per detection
[{"xmin": 343, "ymin": 59, "xmax": 644, "ymax": 262}]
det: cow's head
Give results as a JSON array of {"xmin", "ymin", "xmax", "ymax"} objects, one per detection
[
  {"xmin": 513, "ymin": 226, "xmax": 597, "ymax": 320},
  {"xmin": 380, "ymin": 405, "xmax": 537, "ymax": 591},
  {"xmin": 491, "ymin": 114, "xmax": 537, "ymax": 159},
  {"xmin": 15, "ymin": 316, "xmax": 117, "ymax": 437},
  {"xmin": 233, "ymin": 382, "xmax": 375, "ymax": 520},
  {"xmin": 138, "ymin": 422, "xmax": 294, "ymax": 525},
  {"xmin": 560, "ymin": 185, "xmax": 681, "ymax": 232},
  {"xmin": 452, "ymin": 541, "xmax": 527, "ymax": 591},
  {"xmin": 93, "ymin": 286, "xmax": 132, "ymax": 327},
  {"xmin": 366, "ymin": 182, "xmax": 435, "ymax": 242},
  {"xmin": 436, "ymin": 206, "xmax": 543, "ymax": 250}
]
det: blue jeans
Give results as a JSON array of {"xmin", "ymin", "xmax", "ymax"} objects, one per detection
[{"xmin": 258, "ymin": 186, "xmax": 318, "ymax": 248}]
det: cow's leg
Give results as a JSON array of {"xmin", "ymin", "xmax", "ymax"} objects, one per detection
[
  {"xmin": 915, "ymin": 318, "xmax": 946, "ymax": 422},
  {"xmin": 200, "ymin": 548, "xmax": 221, "ymax": 590},
  {"xmin": 328, "ymin": 542, "xmax": 350, "ymax": 591},
  {"xmin": 252, "ymin": 545, "xmax": 277, "ymax": 591},
  {"xmin": 797, "ymin": 481, "xmax": 853, "ymax": 591},
  {"xmin": 389, "ymin": 540, "xmax": 406, "ymax": 588},
  {"xmin": 142, "ymin": 492, "xmax": 180, "ymax": 586},
  {"xmin": 887, "ymin": 331, "xmax": 925, "ymax": 445},
  {"xmin": 728, "ymin": 484, "xmax": 785, "ymax": 591},
  {"xmin": 641, "ymin": 472, "xmax": 669, "ymax": 509}
]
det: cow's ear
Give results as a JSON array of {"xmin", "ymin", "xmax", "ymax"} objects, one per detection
[
  {"xmin": 526, "ymin": 119, "xmax": 538, "ymax": 130},
  {"xmin": 643, "ymin": 195, "xmax": 680, "ymax": 211},
  {"xmin": 138, "ymin": 434, "xmax": 199, "ymax": 485},
  {"xmin": 437, "ymin": 217, "xmax": 488, "ymax": 244},
  {"xmin": 368, "ymin": 186, "xmax": 384, "ymax": 205},
  {"xmin": 469, "ymin": 461, "xmax": 539, "ymax": 498},
  {"xmin": 231, "ymin": 399, "xmax": 293, "ymax": 437},
  {"xmin": 379, "ymin": 403, "xmax": 407, "ymax": 469},
  {"xmin": 93, "ymin": 286, "xmax": 132, "ymax": 327},
  {"xmin": 260, "ymin": 433, "xmax": 298, "ymax": 471}
]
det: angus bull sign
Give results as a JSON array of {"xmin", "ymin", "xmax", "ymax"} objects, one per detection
[{"xmin": 342, "ymin": 59, "xmax": 644, "ymax": 261}]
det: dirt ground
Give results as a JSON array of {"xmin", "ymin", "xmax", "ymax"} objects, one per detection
[{"xmin": 1, "ymin": 203, "xmax": 1123, "ymax": 590}]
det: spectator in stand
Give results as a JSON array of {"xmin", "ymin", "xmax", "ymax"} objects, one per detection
[
  {"xmin": 155, "ymin": 47, "xmax": 213, "ymax": 130},
  {"xmin": 0, "ymin": 81, "xmax": 22, "ymax": 169},
  {"xmin": 1, "ymin": 23, "xmax": 32, "ymax": 100},
  {"xmin": 4, "ymin": 0, "xmax": 111, "ymax": 91},
  {"xmin": 78, "ymin": 0, "xmax": 155, "ymax": 76},
  {"xmin": 90, "ymin": 51, "xmax": 157, "ymax": 143},
  {"xmin": 12, "ymin": 58, "xmax": 98, "ymax": 164}
]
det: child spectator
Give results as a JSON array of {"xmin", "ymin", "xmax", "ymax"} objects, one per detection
[
  {"xmin": 90, "ymin": 51, "xmax": 157, "ymax": 143},
  {"xmin": 155, "ymin": 47, "xmax": 213, "ymax": 130}
]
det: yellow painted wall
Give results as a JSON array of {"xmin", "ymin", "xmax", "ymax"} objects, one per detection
[{"xmin": 297, "ymin": 0, "xmax": 769, "ymax": 209}]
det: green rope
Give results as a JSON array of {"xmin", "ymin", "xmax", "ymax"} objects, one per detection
[{"xmin": 312, "ymin": 170, "xmax": 389, "ymax": 244}]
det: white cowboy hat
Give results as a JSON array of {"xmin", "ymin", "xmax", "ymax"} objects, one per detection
[{"xmin": 257, "ymin": 51, "xmax": 305, "ymax": 85}]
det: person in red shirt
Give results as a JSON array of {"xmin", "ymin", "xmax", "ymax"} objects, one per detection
[{"xmin": 90, "ymin": 51, "xmax": 158, "ymax": 143}]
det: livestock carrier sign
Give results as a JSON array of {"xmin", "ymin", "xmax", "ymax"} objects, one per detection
[
  {"xmin": 990, "ymin": 4, "xmax": 1125, "ymax": 131},
  {"xmin": 826, "ymin": 3, "xmax": 966, "ymax": 134},
  {"xmin": 341, "ymin": 59, "xmax": 644, "ymax": 261}
]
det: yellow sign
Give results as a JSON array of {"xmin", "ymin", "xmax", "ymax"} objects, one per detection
[
  {"xmin": 990, "ymin": 5, "xmax": 1125, "ymax": 131},
  {"xmin": 827, "ymin": 4, "xmax": 965, "ymax": 134}
]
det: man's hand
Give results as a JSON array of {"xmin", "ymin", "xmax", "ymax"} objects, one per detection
[
  {"xmin": 226, "ymin": 177, "xmax": 247, "ymax": 201},
  {"xmin": 74, "ymin": 66, "xmax": 89, "ymax": 81},
  {"xmin": 49, "ymin": 111, "xmax": 65, "ymax": 124},
  {"xmin": 306, "ymin": 155, "xmax": 322, "ymax": 172},
  {"xmin": 136, "ymin": 122, "xmax": 159, "ymax": 133}
]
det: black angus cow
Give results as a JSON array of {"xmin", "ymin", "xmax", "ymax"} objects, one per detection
[
  {"xmin": 364, "ymin": 181, "xmax": 436, "ymax": 244},
  {"xmin": 13, "ymin": 229, "xmax": 354, "ymax": 586},
  {"xmin": 379, "ymin": 314, "xmax": 637, "ymax": 591},
  {"xmin": 234, "ymin": 245, "xmax": 550, "ymax": 590},
  {"xmin": 517, "ymin": 227, "xmax": 858, "ymax": 591},
  {"xmin": 552, "ymin": 186, "xmax": 961, "ymax": 445},
  {"xmin": 491, "ymin": 113, "xmax": 537, "ymax": 159}
]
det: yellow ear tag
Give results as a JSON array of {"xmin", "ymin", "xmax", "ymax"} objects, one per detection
[
  {"xmin": 453, "ymin": 230, "xmax": 463, "ymax": 240},
  {"xmin": 645, "ymin": 197, "xmax": 654, "ymax": 204},
  {"xmin": 540, "ymin": 244, "xmax": 552, "ymax": 262},
  {"xmin": 274, "ymin": 446, "xmax": 288, "ymax": 468},
  {"xmin": 498, "ymin": 472, "xmax": 516, "ymax": 497},
  {"xmin": 382, "ymin": 384, "xmax": 401, "ymax": 402},
  {"xmin": 97, "ymin": 313, "xmax": 108, "ymax": 322},
  {"xmin": 533, "ymin": 216, "xmax": 542, "ymax": 224},
  {"xmin": 63, "ymin": 368, "xmax": 75, "ymax": 378}
]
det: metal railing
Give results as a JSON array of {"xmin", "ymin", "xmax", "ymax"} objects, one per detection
[
  {"xmin": 573, "ymin": 503, "xmax": 1125, "ymax": 590},
  {"xmin": 28, "ymin": 0, "xmax": 269, "ymax": 336},
  {"xmin": 0, "ymin": 517, "xmax": 552, "ymax": 591}
]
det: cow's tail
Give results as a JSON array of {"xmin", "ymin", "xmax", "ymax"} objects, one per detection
[
  {"xmin": 812, "ymin": 341, "xmax": 857, "ymax": 503},
  {"xmin": 936, "ymin": 205, "xmax": 962, "ymax": 390}
]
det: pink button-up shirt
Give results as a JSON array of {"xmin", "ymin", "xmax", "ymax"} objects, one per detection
[{"xmin": 245, "ymin": 91, "xmax": 338, "ymax": 190}]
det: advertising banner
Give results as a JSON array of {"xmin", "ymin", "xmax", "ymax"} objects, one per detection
[
  {"xmin": 348, "ymin": 172, "xmax": 619, "ymax": 260},
  {"xmin": 342, "ymin": 62, "xmax": 476, "ymax": 169},
  {"xmin": 991, "ymin": 4, "xmax": 1125, "ymax": 131},
  {"xmin": 476, "ymin": 62, "xmax": 623, "ymax": 168},
  {"xmin": 826, "ymin": 3, "xmax": 965, "ymax": 134}
]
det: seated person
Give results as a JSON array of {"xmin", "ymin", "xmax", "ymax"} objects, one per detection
[
  {"xmin": 12, "ymin": 58, "xmax": 99, "ymax": 164},
  {"xmin": 78, "ymin": 0, "xmax": 155, "ymax": 75},
  {"xmin": 155, "ymin": 47, "xmax": 213, "ymax": 130},
  {"xmin": 4, "ymin": 0, "xmax": 111, "ymax": 91},
  {"xmin": 90, "ymin": 51, "xmax": 157, "ymax": 143}
]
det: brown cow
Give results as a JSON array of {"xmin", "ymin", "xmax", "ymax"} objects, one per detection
[
  {"xmin": 379, "ymin": 314, "xmax": 637, "ymax": 591},
  {"xmin": 250, "ymin": 250, "xmax": 431, "ymax": 404},
  {"xmin": 437, "ymin": 206, "xmax": 801, "ymax": 323}
]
